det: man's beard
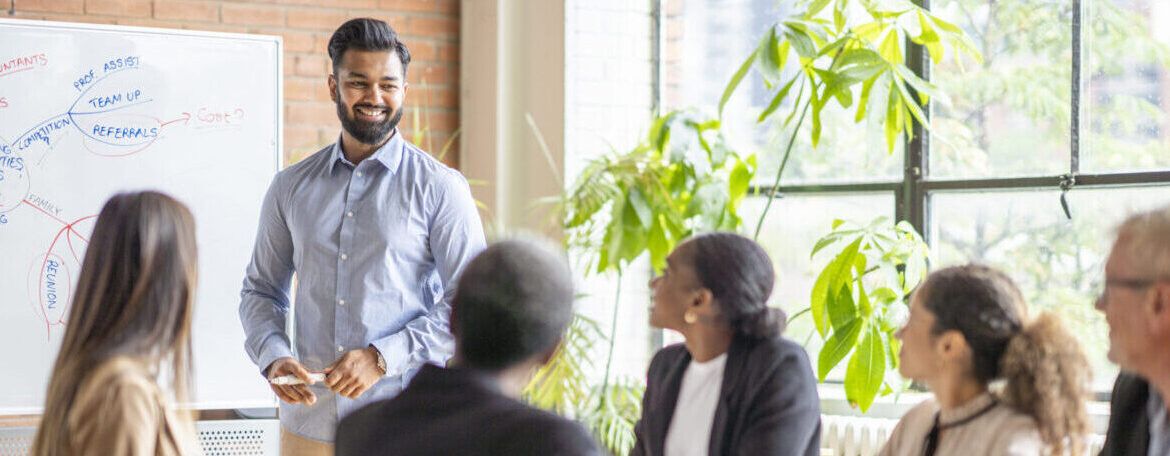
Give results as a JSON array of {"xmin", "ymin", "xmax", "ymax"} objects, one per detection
[{"xmin": 337, "ymin": 97, "xmax": 403, "ymax": 145}]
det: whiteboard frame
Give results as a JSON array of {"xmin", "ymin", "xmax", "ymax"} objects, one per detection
[{"xmin": 0, "ymin": 17, "xmax": 284, "ymax": 414}]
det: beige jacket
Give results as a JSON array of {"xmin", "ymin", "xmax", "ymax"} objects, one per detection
[
  {"xmin": 878, "ymin": 393, "xmax": 1043, "ymax": 456},
  {"xmin": 65, "ymin": 356, "xmax": 200, "ymax": 456}
]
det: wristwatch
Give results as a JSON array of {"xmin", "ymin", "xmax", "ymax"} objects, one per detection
[{"xmin": 368, "ymin": 344, "xmax": 387, "ymax": 375}]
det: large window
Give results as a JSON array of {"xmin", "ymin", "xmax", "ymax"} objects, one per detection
[{"xmin": 663, "ymin": 0, "xmax": 1170, "ymax": 391}]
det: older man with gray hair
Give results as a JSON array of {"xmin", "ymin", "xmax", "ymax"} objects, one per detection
[{"xmin": 1098, "ymin": 205, "xmax": 1170, "ymax": 456}]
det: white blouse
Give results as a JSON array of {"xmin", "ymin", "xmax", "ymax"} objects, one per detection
[{"xmin": 664, "ymin": 352, "xmax": 728, "ymax": 456}]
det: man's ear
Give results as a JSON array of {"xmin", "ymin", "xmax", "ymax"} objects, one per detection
[
  {"xmin": 1150, "ymin": 282, "xmax": 1170, "ymax": 334},
  {"xmin": 328, "ymin": 74, "xmax": 338, "ymax": 103}
]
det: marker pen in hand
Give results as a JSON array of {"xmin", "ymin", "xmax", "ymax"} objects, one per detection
[{"xmin": 270, "ymin": 372, "xmax": 326, "ymax": 385}]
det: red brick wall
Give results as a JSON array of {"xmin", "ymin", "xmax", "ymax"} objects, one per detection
[{"xmin": 3, "ymin": 0, "xmax": 461, "ymax": 167}]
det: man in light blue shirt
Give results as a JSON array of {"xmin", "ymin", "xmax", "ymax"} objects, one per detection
[{"xmin": 239, "ymin": 18, "xmax": 485, "ymax": 453}]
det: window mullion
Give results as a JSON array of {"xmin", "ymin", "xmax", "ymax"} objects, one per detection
[{"xmin": 903, "ymin": 0, "xmax": 930, "ymax": 244}]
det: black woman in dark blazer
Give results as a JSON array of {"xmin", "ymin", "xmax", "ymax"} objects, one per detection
[{"xmin": 631, "ymin": 232, "xmax": 821, "ymax": 456}]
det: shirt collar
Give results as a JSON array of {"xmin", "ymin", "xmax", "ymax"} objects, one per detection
[{"xmin": 329, "ymin": 129, "xmax": 405, "ymax": 175}]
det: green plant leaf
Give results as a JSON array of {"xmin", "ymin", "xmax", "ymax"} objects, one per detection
[
  {"xmin": 852, "ymin": 21, "xmax": 883, "ymax": 43},
  {"xmin": 833, "ymin": 1, "xmax": 846, "ymax": 32},
  {"xmin": 817, "ymin": 318, "xmax": 861, "ymax": 381},
  {"xmin": 756, "ymin": 26, "xmax": 786, "ymax": 84},
  {"xmin": 879, "ymin": 29, "xmax": 904, "ymax": 64},
  {"xmin": 913, "ymin": 12, "xmax": 944, "ymax": 63},
  {"xmin": 855, "ymin": 73, "xmax": 879, "ymax": 122},
  {"xmin": 807, "ymin": 0, "xmax": 833, "ymax": 17},
  {"xmin": 811, "ymin": 237, "xmax": 863, "ymax": 336},
  {"xmin": 845, "ymin": 323, "xmax": 886, "ymax": 411},
  {"xmin": 857, "ymin": 280, "xmax": 872, "ymax": 317},
  {"xmin": 785, "ymin": 28, "xmax": 818, "ymax": 59},
  {"xmin": 872, "ymin": 287, "xmax": 899, "ymax": 304},
  {"xmin": 828, "ymin": 282, "xmax": 858, "ymax": 330},
  {"xmin": 810, "ymin": 235, "xmax": 842, "ymax": 259},
  {"xmin": 627, "ymin": 187, "xmax": 653, "ymax": 229},
  {"xmin": 758, "ymin": 76, "xmax": 799, "ymax": 123},
  {"xmin": 886, "ymin": 330, "xmax": 902, "ymax": 370},
  {"xmin": 728, "ymin": 157, "xmax": 752, "ymax": 207},
  {"xmin": 884, "ymin": 83, "xmax": 903, "ymax": 152},
  {"xmin": 810, "ymin": 82, "xmax": 825, "ymax": 147},
  {"xmin": 720, "ymin": 51, "xmax": 758, "ymax": 119},
  {"xmin": 648, "ymin": 216, "xmax": 669, "ymax": 272},
  {"xmin": 837, "ymin": 48, "xmax": 888, "ymax": 82},
  {"xmin": 892, "ymin": 64, "xmax": 943, "ymax": 106}
]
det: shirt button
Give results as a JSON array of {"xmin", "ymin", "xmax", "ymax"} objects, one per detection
[
  {"xmin": 338, "ymin": 299, "xmax": 346, "ymax": 306},
  {"xmin": 337, "ymin": 346, "xmax": 344, "ymax": 352},
  {"xmin": 340, "ymin": 253, "xmax": 348, "ymax": 260},
  {"xmin": 346, "ymin": 211, "xmax": 354, "ymax": 218},
  {"xmin": 356, "ymin": 171, "xmax": 363, "ymax": 177}
]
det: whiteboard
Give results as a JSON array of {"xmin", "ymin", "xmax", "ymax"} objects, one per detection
[{"xmin": 0, "ymin": 19, "xmax": 281, "ymax": 413}]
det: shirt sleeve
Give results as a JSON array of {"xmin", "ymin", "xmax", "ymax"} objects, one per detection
[
  {"xmin": 238, "ymin": 174, "xmax": 296, "ymax": 376},
  {"xmin": 370, "ymin": 170, "xmax": 486, "ymax": 376}
]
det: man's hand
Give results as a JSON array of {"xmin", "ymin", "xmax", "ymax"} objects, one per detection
[
  {"xmin": 266, "ymin": 357, "xmax": 319, "ymax": 405},
  {"xmin": 325, "ymin": 347, "xmax": 384, "ymax": 399}
]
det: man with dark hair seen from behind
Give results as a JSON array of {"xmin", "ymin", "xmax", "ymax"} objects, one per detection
[
  {"xmin": 1097, "ymin": 204, "xmax": 1170, "ymax": 455},
  {"xmin": 335, "ymin": 239, "xmax": 603, "ymax": 456},
  {"xmin": 239, "ymin": 18, "xmax": 485, "ymax": 456}
]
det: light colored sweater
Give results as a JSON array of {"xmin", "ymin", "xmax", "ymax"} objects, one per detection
[
  {"xmin": 66, "ymin": 356, "xmax": 200, "ymax": 456},
  {"xmin": 878, "ymin": 393, "xmax": 1043, "ymax": 456}
]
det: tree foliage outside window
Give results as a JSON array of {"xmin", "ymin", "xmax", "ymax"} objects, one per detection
[{"xmin": 668, "ymin": 0, "xmax": 1170, "ymax": 399}]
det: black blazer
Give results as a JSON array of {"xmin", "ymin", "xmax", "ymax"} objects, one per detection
[
  {"xmin": 631, "ymin": 335, "xmax": 821, "ymax": 456},
  {"xmin": 335, "ymin": 363, "xmax": 602, "ymax": 456},
  {"xmin": 1100, "ymin": 373, "xmax": 1151, "ymax": 456}
]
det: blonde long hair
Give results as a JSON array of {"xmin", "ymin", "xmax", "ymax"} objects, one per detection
[{"xmin": 31, "ymin": 191, "xmax": 198, "ymax": 456}]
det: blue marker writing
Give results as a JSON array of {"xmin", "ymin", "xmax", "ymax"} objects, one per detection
[{"xmin": 45, "ymin": 260, "xmax": 60, "ymax": 310}]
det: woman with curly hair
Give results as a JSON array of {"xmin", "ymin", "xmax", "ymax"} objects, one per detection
[{"xmin": 879, "ymin": 264, "xmax": 1092, "ymax": 455}]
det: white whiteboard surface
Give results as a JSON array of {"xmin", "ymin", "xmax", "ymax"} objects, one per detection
[{"xmin": 0, "ymin": 18, "xmax": 281, "ymax": 413}]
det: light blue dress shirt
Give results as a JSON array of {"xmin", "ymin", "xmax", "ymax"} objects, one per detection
[
  {"xmin": 1149, "ymin": 388, "xmax": 1170, "ymax": 456},
  {"xmin": 239, "ymin": 131, "xmax": 485, "ymax": 442}
]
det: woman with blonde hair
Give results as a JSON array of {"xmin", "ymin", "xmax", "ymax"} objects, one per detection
[
  {"xmin": 879, "ymin": 264, "xmax": 1091, "ymax": 455},
  {"xmin": 32, "ymin": 191, "xmax": 201, "ymax": 456}
]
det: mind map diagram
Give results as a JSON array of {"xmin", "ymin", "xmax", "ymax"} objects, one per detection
[{"xmin": 0, "ymin": 52, "xmax": 246, "ymax": 339}]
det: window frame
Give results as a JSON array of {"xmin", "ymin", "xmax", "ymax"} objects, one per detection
[{"xmin": 654, "ymin": 0, "xmax": 1170, "ymax": 401}]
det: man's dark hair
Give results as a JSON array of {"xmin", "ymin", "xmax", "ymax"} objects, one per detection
[
  {"xmin": 452, "ymin": 239, "xmax": 574, "ymax": 371},
  {"xmin": 327, "ymin": 18, "xmax": 411, "ymax": 78}
]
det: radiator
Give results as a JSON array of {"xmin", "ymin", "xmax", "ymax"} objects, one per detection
[
  {"xmin": 821, "ymin": 415, "xmax": 900, "ymax": 456},
  {"xmin": 820, "ymin": 414, "xmax": 1107, "ymax": 456},
  {"xmin": 0, "ymin": 419, "xmax": 279, "ymax": 456}
]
